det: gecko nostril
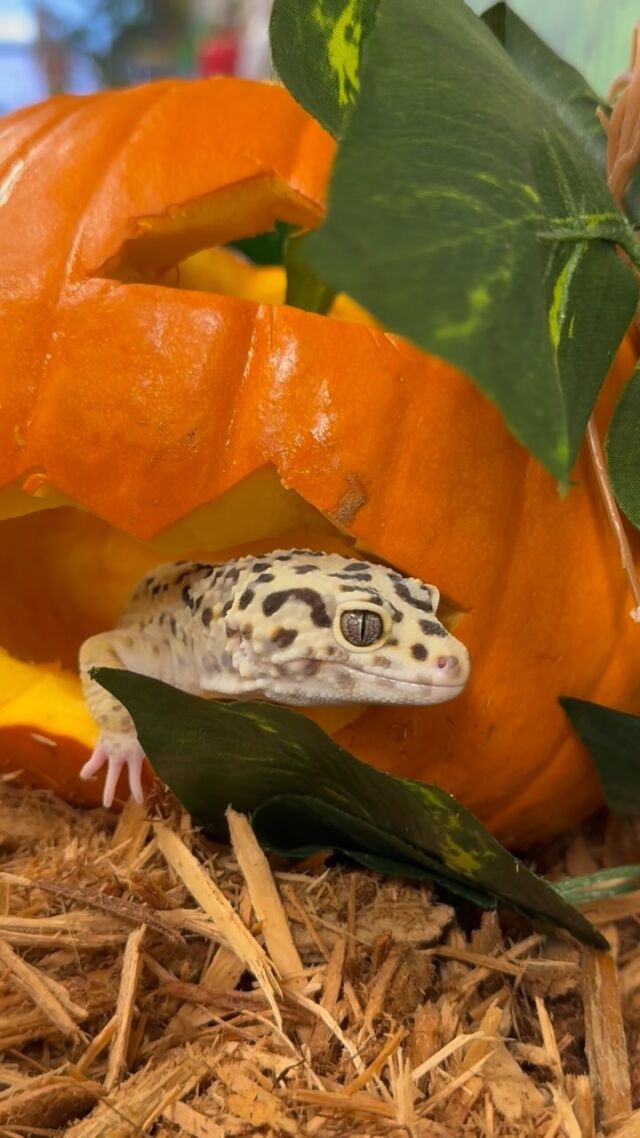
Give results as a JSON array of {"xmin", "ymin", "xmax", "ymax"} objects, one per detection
[{"xmin": 436, "ymin": 654, "xmax": 461, "ymax": 672}]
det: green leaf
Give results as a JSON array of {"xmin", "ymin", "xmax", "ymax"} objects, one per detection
[
  {"xmin": 469, "ymin": 0, "xmax": 640, "ymax": 107},
  {"xmin": 94, "ymin": 667, "xmax": 606, "ymax": 948},
  {"xmin": 482, "ymin": 5, "xmax": 604, "ymax": 182},
  {"xmin": 293, "ymin": 0, "xmax": 637, "ymax": 477},
  {"xmin": 554, "ymin": 864, "xmax": 640, "ymax": 906},
  {"xmin": 269, "ymin": 0, "xmax": 378, "ymax": 137},
  {"xmin": 285, "ymin": 233, "xmax": 336, "ymax": 313},
  {"xmin": 229, "ymin": 222, "xmax": 292, "ymax": 266},
  {"xmin": 561, "ymin": 696, "xmax": 640, "ymax": 816},
  {"xmin": 482, "ymin": 4, "xmax": 640, "ymax": 228},
  {"xmin": 252, "ymin": 794, "xmax": 496, "ymax": 907},
  {"xmin": 606, "ymin": 363, "xmax": 640, "ymax": 531}
]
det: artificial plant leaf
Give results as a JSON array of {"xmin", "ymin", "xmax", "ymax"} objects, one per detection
[
  {"xmin": 605, "ymin": 363, "xmax": 640, "ymax": 531},
  {"xmin": 293, "ymin": 0, "xmax": 637, "ymax": 477},
  {"xmin": 482, "ymin": 4, "xmax": 640, "ymax": 230},
  {"xmin": 483, "ymin": 4, "xmax": 606, "ymax": 175},
  {"xmin": 94, "ymin": 667, "xmax": 606, "ymax": 947},
  {"xmin": 230, "ymin": 221, "xmax": 292, "ymax": 266},
  {"xmin": 561, "ymin": 696, "xmax": 640, "ymax": 815},
  {"xmin": 252, "ymin": 793, "xmax": 507, "ymax": 907},
  {"xmin": 269, "ymin": 0, "xmax": 379, "ymax": 137},
  {"xmin": 471, "ymin": 0, "xmax": 640, "ymax": 107},
  {"xmin": 285, "ymin": 233, "xmax": 336, "ymax": 313}
]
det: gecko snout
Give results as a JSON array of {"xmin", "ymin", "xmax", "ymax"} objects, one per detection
[{"xmin": 431, "ymin": 644, "xmax": 470, "ymax": 689}]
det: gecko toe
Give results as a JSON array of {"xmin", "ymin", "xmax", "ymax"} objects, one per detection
[
  {"xmin": 102, "ymin": 756, "xmax": 126, "ymax": 808},
  {"xmin": 127, "ymin": 746, "xmax": 146, "ymax": 804},
  {"xmin": 79, "ymin": 739, "xmax": 109, "ymax": 780},
  {"xmin": 80, "ymin": 736, "xmax": 147, "ymax": 807}
]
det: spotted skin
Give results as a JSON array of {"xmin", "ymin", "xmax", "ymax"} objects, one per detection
[{"xmin": 79, "ymin": 551, "xmax": 470, "ymax": 806}]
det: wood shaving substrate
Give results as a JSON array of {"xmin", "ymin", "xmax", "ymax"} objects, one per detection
[{"xmin": 0, "ymin": 778, "xmax": 639, "ymax": 1137}]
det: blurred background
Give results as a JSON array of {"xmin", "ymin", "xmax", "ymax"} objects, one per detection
[
  {"xmin": 1, "ymin": 0, "xmax": 638, "ymax": 115},
  {"xmin": 0, "ymin": 0, "xmax": 274, "ymax": 112}
]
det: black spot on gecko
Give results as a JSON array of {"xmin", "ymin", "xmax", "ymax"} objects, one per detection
[
  {"xmin": 170, "ymin": 616, "xmax": 178, "ymax": 637},
  {"xmin": 294, "ymin": 564, "xmax": 317, "ymax": 574},
  {"xmin": 343, "ymin": 560, "xmax": 371, "ymax": 572},
  {"xmin": 393, "ymin": 580, "xmax": 433, "ymax": 613},
  {"xmin": 256, "ymin": 572, "xmax": 275, "ymax": 583},
  {"xmin": 225, "ymin": 567, "xmax": 240, "ymax": 584},
  {"xmin": 411, "ymin": 643, "xmax": 428, "ymax": 661},
  {"xmin": 332, "ymin": 571, "xmax": 372, "ymax": 582},
  {"xmin": 387, "ymin": 637, "xmax": 398, "ymax": 647},
  {"xmin": 202, "ymin": 606, "xmax": 213, "ymax": 627},
  {"xmin": 241, "ymin": 622, "xmax": 253, "ymax": 637},
  {"xmin": 373, "ymin": 654, "xmax": 392, "ymax": 668},
  {"xmin": 175, "ymin": 569, "xmax": 192, "ymax": 585},
  {"xmin": 181, "ymin": 585, "xmax": 192, "ymax": 609},
  {"xmin": 338, "ymin": 585, "xmax": 380, "ymax": 598},
  {"xmin": 271, "ymin": 627, "xmax": 298, "ymax": 649},
  {"xmin": 238, "ymin": 588, "xmax": 255, "ymax": 611},
  {"xmin": 222, "ymin": 599, "xmax": 233, "ymax": 617},
  {"xmin": 303, "ymin": 659, "xmax": 322, "ymax": 676},
  {"xmin": 262, "ymin": 588, "xmax": 331, "ymax": 628},
  {"xmin": 420, "ymin": 619, "xmax": 447, "ymax": 638},
  {"xmin": 274, "ymin": 550, "xmax": 321, "ymax": 561},
  {"xmin": 151, "ymin": 583, "xmax": 162, "ymax": 596},
  {"xmin": 192, "ymin": 595, "xmax": 203, "ymax": 614},
  {"xmin": 199, "ymin": 566, "xmax": 216, "ymax": 578},
  {"xmin": 252, "ymin": 560, "xmax": 272, "ymax": 571}
]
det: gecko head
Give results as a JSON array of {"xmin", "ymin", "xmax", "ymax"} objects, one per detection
[{"xmin": 220, "ymin": 551, "xmax": 470, "ymax": 707}]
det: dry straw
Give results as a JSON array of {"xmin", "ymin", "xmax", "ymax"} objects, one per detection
[{"xmin": 0, "ymin": 778, "xmax": 639, "ymax": 1137}]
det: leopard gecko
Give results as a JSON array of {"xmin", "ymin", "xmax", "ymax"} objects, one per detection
[{"xmin": 79, "ymin": 549, "xmax": 471, "ymax": 806}]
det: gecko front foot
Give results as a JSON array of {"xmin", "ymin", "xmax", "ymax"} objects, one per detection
[{"xmin": 79, "ymin": 733, "xmax": 147, "ymax": 807}]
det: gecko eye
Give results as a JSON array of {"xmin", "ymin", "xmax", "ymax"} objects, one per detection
[{"xmin": 339, "ymin": 609, "xmax": 385, "ymax": 647}]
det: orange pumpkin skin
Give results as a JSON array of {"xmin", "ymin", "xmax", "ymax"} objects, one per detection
[{"xmin": 0, "ymin": 79, "xmax": 639, "ymax": 845}]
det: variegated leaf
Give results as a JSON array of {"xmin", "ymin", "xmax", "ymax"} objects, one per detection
[
  {"xmin": 271, "ymin": 0, "xmax": 639, "ymax": 478},
  {"xmin": 94, "ymin": 666, "xmax": 606, "ymax": 947}
]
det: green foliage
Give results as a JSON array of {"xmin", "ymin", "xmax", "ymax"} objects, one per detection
[
  {"xmin": 270, "ymin": 0, "xmax": 640, "ymax": 484},
  {"xmin": 269, "ymin": 0, "xmax": 378, "ymax": 137},
  {"xmin": 561, "ymin": 696, "xmax": 640, "ymax": 816},
  {"xmin": 230, "ymin": 222, "xmax": 292, "ymax": 266},
  {"xmin": 94, "ymin": 667, "xmax": 606, "ymax": 947},
  {"xmin": 467, "ymin": 0, "xmax": 640, "ymax": 102},
  {"xmin": 606, "ymin": 364, "xmax": 640, "ymax": 530}
]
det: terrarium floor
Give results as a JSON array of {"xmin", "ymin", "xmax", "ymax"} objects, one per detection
[{"xmin": 0, "ymin": 777, "xmax": 639, "ymax": 1138}]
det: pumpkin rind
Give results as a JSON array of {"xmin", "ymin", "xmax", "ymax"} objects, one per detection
[{"xmin": 0, "ymin": 79, "xmax": 639, "ymax": 845}]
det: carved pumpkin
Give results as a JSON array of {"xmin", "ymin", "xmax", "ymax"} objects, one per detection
[{"xmin": 1, "ymin": 78, "xmax": 639, "ymax": 846}]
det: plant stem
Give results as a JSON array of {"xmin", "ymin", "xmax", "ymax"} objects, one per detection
[{"xmin": 586, "ymin": 416, "xmax": 640, "ymax": 622}]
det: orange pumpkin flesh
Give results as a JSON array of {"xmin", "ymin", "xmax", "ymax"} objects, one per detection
[{"xmin": 1, "ymin": 79, "xmax": 639, "ymax": 845}]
